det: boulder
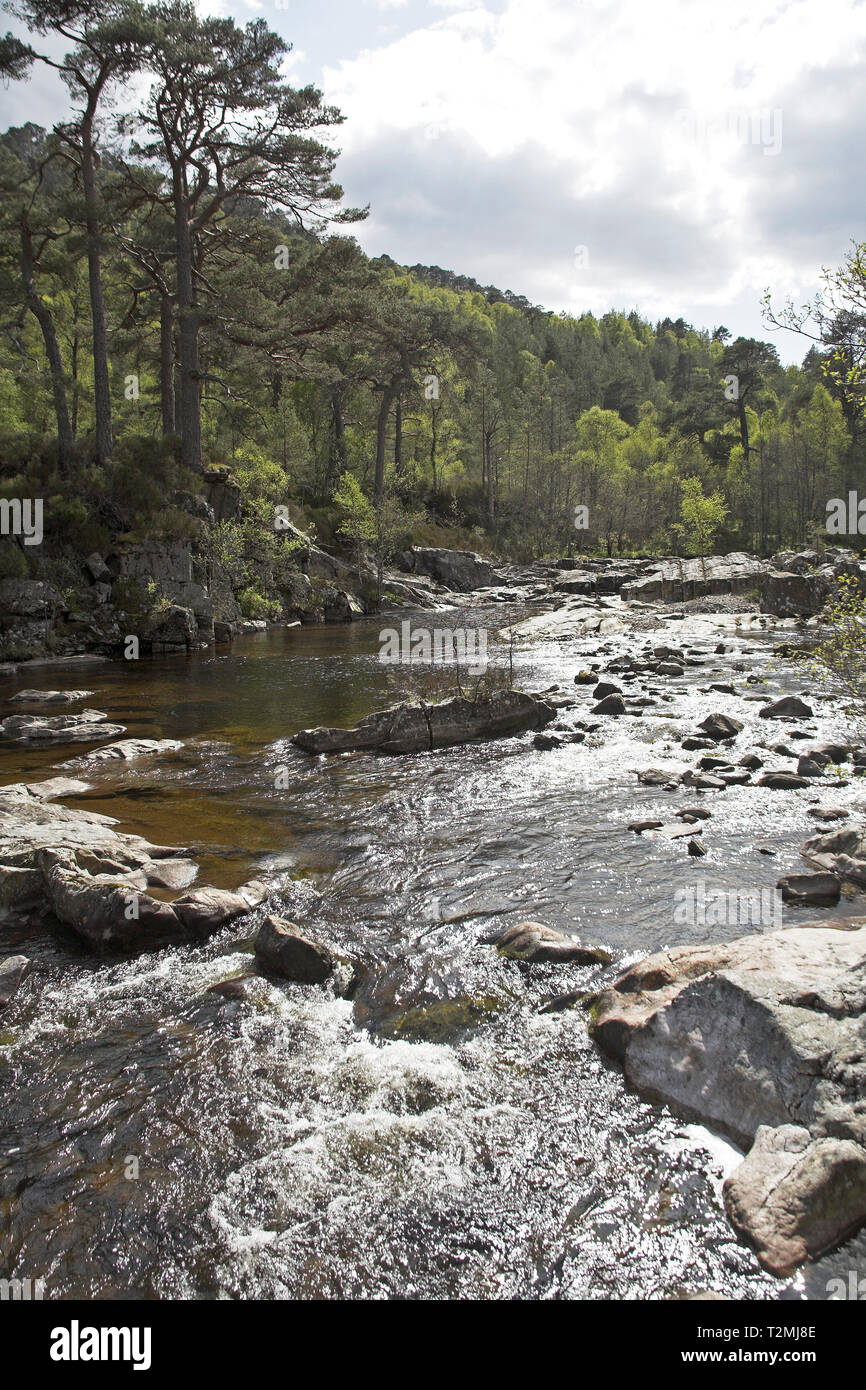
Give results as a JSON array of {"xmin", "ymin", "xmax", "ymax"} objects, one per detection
[
  {"xmin": 398, "ymin": 546, "xmax": 501, "ymax": 592},
  {"xmin": 255, "ymin": 915, "xmax": 337, "ymax": 984},
  {"xmin": 592, "ymin": 681, "xmax": 621, "ymax": 699},
  {"xmin": 85, "ymin": 553, "xmax": 112, "ymax": 583},
  {"xmin": 697, "ymin": 713, "xmax": 743, "ymax": 742},
  {"xmin": 796, "ymin": 756, "xmax": 825, "ymax": 779},
  {"xmin": 322, "ymin": 589, "xmax": 364, "ymax": 623},
  {"xmin": 493, "ymin": 920, "xmax": 611, "ymax": 966},
  {"xmin": 592, "ymin": 693, "xmax": 626, "ymax": 716},
  {"xmin": 0, "ymin": 954, "xmax": 31, "ymax": 1006},
  {"xmin": 758, "ymin": 772, "xmax": 810, "ymax": 789},
  {"xmin": 760, "ymin": 696, "xmax": 814, "ymax": 720},
  {"xmin": 777, "ymin": 872, "xmax": 841, "ymax": 906},
  {"xmin": 149, "ymin": 603, "xmax": 197, "ymax": 652},
  {"xmin": 724, "ymin": 1126, "xmax": 866, "ymax": 1277},
  {"xmin": 172, "ymin": 880, "xmax": 267, "ymax": 933},
  {"xmin": 292, "ymin": 690, "xmax": 555, "ymax": 755},
  {"xmin": 590, "ymin": 923, "xmax": 866, "ymax": 1271}
]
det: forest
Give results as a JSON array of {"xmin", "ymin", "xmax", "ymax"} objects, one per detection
[{"xmin": 2, "ymin": 0, "xmax": 866, "ymax": 595}]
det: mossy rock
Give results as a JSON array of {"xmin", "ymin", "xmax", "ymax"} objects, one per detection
[{"xmin": 374, "ymin": 993, "xmax": 506, "ymax": 1044}]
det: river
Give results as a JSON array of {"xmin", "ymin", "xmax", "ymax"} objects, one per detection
[{"xmin": 2, "ymin": 605, "xmax": 865, "ymax": 1299}]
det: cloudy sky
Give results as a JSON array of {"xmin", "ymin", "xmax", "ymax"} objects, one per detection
[{"xmin": 3, "ymin": 0, "xmax": 865, "ymax": 362}]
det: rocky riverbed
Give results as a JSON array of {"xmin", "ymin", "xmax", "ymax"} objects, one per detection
[{"xmin": 2, "ymin": 553, "xmax": 866, "ymax": 1299}]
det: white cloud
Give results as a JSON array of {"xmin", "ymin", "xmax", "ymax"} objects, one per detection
[{"xmin": 323, "ymin": 0, "xmax": 866, "ymax": 354}]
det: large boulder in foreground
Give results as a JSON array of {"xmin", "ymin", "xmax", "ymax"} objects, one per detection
[
  {"xmin": 589, "ymin": 923, "xmax": 866, "ymax": 1274},
  {"xmin": 292, "ymin": 690, "xmax": 555, "ymax": 755}
]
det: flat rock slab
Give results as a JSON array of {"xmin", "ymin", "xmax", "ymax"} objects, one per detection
[
  {"xmin": 58, "ymin": 738, "xmax": 184, "ymax": 767},
  {"xmin": 0, "ymin": 710, "xmax": 126, "ymax": 744},
  {"xmin": 590, "ymin": 924, "xmax": 866, "ymax": 1272},
  {"xmin": 292, "ymin": 691, "xmax": 555, "ymax": 755},
  {"xmin": 10, "ymin": 689, "xmax": 94, "ymax": 703}
]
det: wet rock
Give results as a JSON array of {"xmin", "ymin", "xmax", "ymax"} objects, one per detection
[
  {"xmin": 811, "ymin": 743, "xmax": 849, "ymax": 763},
  {"xmin": 0, "ymin": 954, "xmax": 31, "ymax": 1006},
  {"xmin": 532, "ymin": 732, "xmax": 562, "ymax": 751},
  {"xmin": 807, "ymin": 808, "xmax": 849, "ymax": 822},
  {"xmin": 698, "ymin": 713, "xmax": 743, "ymax": 742},
  {"xmin": 574, "ymin": 670, "xmax": 596, "ymax": 685},
  {"xmin": 760, "ymin": 696, "xmax": 814, "ymax": 720},
  {"xmin": 143, "ymin": 858, "xmax": 198, "ymax": 891},
  {"xmin": 738, "ymin": 753, "xmax": 764, "ymax": 770},
  {"xmin": 592, "ymin": 693, "xmax": 626, "ymax": 716},
  {"xmin": 796, "ymin": 756, "xmax": 825, "ymax": 779},
  {"xmin": 0, "ymin": 710, "xmax": 126, "ymax": 744},
  {"xmin": 10, "ymin": 689, "xmax": 93, "ymax": 703},
  {"xmin": 213, "ymin": 621, "xmax": 234, "ymax": 644},
  {"xmin": 680, "ymin": 772, "xmax": 727, "ymax": 790},
  {"xmin": 292, "ymin": 691, "xmax": 556, "ymax": 755},
  {"xmin": 724, "ymin": 1126, "xmax": 866, "ymax": 1277},
  {"xmin": 494, "ymin": 920, "xmax": 611, "ymax": 965},
  {"xmin": 681, "ymin": 736, "xmax": 717, "ymax": 751},
  {"xmin": 206, "ymin": 976, "xmax": 249, "ymax": 1000},
  {"xmin": 677, "ymin": 806, "xmax": 712, "ymax": 820},
  {"xmin": 42, "ymin": 850, "xmax": 185, "ymax": 949},
  {"xmin": 687, "ymin": 839, "xmax": 706, "ymax": 857},
  {"xmin": 758, "ymin": 772, "xmax": 810, "ymax": 789},
  {"xmin": 323, "ymin": 589, "xmax": 364, "ymax": 623},
  {"xmin": 629, "ymin": 820, "xmax": 664, "ymax": 833},
  {"xmin": 58, "ymin": 738, "xmax": 184, "ymax": 767},
  {"xmin": 589, "ymin": 922, "xmax": 866, "ymax": 1270},
  {"xmin": 656, "ymin": 661, "xmax": 684, "ymax": 676},
  {"xmin": 637, "ymin": 769, "xmax": 674, "ymax": 786},
  {"xmin": 777, "ymin": 872, "xmax": 841, "ymax": 906},
  {"xmin": 255, "ymin": 915, "xmax": 337, "ymax": 985},
  {"xmin": 172, "ymin": 880, "xmax": 267, "ymax": 933},
  {"xmin": 592, "ymin": 681, "xmax": 621, "ymax": 699}
]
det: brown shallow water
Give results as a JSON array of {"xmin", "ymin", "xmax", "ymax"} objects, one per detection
[{"xmin": 1, "ymin": 608, "xmax": 865, "ymax": 1299}]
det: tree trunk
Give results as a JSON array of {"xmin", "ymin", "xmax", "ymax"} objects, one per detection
[
  {"xmin": 19, "ymin": 216, "xmax": 73, "ymax": 467},
  {"xmin": 81, "ymin": 107, "xmax": 113, "ymax": 464},
  {"xmin": 737, "ymin": 397, "xmax": 750, "ymax": 458},
  {"xmin": 160, "ymin": 293, "xmax": 176, "ymax": 437},
  {"xmin": 174, "ymin": 181, "xmax": 202, "ymax": 471},
  {"xmin": 374, "ymin": 378, "xmax": 398, "ymax": 504},
  {"xmin": 394, "ymin": 394, "xmax": 402, "ymax": 472}
]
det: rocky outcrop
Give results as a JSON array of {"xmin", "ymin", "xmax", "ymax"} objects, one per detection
[
  {"xmin": 0, "ymin": 779, "xmax": 267, "ymax": 950},
  {"xmin": 292, "ymin": 690, "xmax": 556, "ymax": 755},
  {"xmin": 398, "ymin": 546, "xmax": 501, "ymax": 592},
  {"xmin": 0, "ymin": 709, "xmax": 126, "ymax": 744},
  {"xmin": 620, "ymin": 554, "xmax": 767, "ymax": 604},
  {"xmin": 590, "ymin": 924, "xmax": 866, "ymax": 1274}
]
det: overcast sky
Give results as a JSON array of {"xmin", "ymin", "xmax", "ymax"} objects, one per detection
[{"xmin": 2, "ymin": 0, "xmax": 865, "ymax": 363}]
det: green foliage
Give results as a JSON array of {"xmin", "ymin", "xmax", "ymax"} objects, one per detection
[
  {"xmin": 673, "ymin": 476, "xmax": 730, "ymax": 558},
  {"xmin": 804, "ymin": 575, "xmax": 866, "ymax": 728}
]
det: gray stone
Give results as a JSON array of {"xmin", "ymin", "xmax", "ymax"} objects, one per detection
[
  {"xmin": 592, "ymin": 693, "xmax": 626, "ymax": 716},
  {"xmin": 777, "ymin": 872, "xmax": 841, "ymax": 906},
  {"xmin": 760, "ymin": 696, "xmax": 814, "ymax": 720},
  {"xmin": 10, "ymin": 689, "xmax": 93, "ymax": 704},
  {"xmin": 292, "ymin": 691, "xmax": 555, "ymax": 755},
  {"xmin": 494, "ymin": 920, "xmax": 611, "ymax": 965},
  {"xmin": 0, "ymin": 954, "xmax": 31, "ymax": 1006},
  {"xmin": 255, "ymin": 915, "xmax": 336, "ymax": 984}
]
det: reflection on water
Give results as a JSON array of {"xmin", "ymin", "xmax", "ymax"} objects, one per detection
[{"xmin": 1, "ymin": 610, "xmax": 864, "ymax": 1298}]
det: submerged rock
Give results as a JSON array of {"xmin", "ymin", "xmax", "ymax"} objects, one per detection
[
  {"xmin": 493, "ymin": 920, "xmax": 611, "ymax": 966},
  {"xmin": 292, "ymin": 690, "xmax": 555, "ymax": 755},
  {"xmin": 10, "ymin": 689, "xmax": 93, "ymax": 703},
  {"xmin": 776, "ymin": 872, "xmax": 841, "ymax": 906},
  {"xmin": 59, "ymin": 737, "xmax": 184, "ymax": 767}
]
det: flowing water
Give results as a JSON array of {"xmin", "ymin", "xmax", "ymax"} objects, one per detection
[{"xmin": 2, "ymin": 605, "xmax": 865, "ymax": 1300}]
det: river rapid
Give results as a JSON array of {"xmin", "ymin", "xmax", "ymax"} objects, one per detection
[{"xmin": 2, "ymin": 601, "xmax": 865, "ymax": 1300}]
